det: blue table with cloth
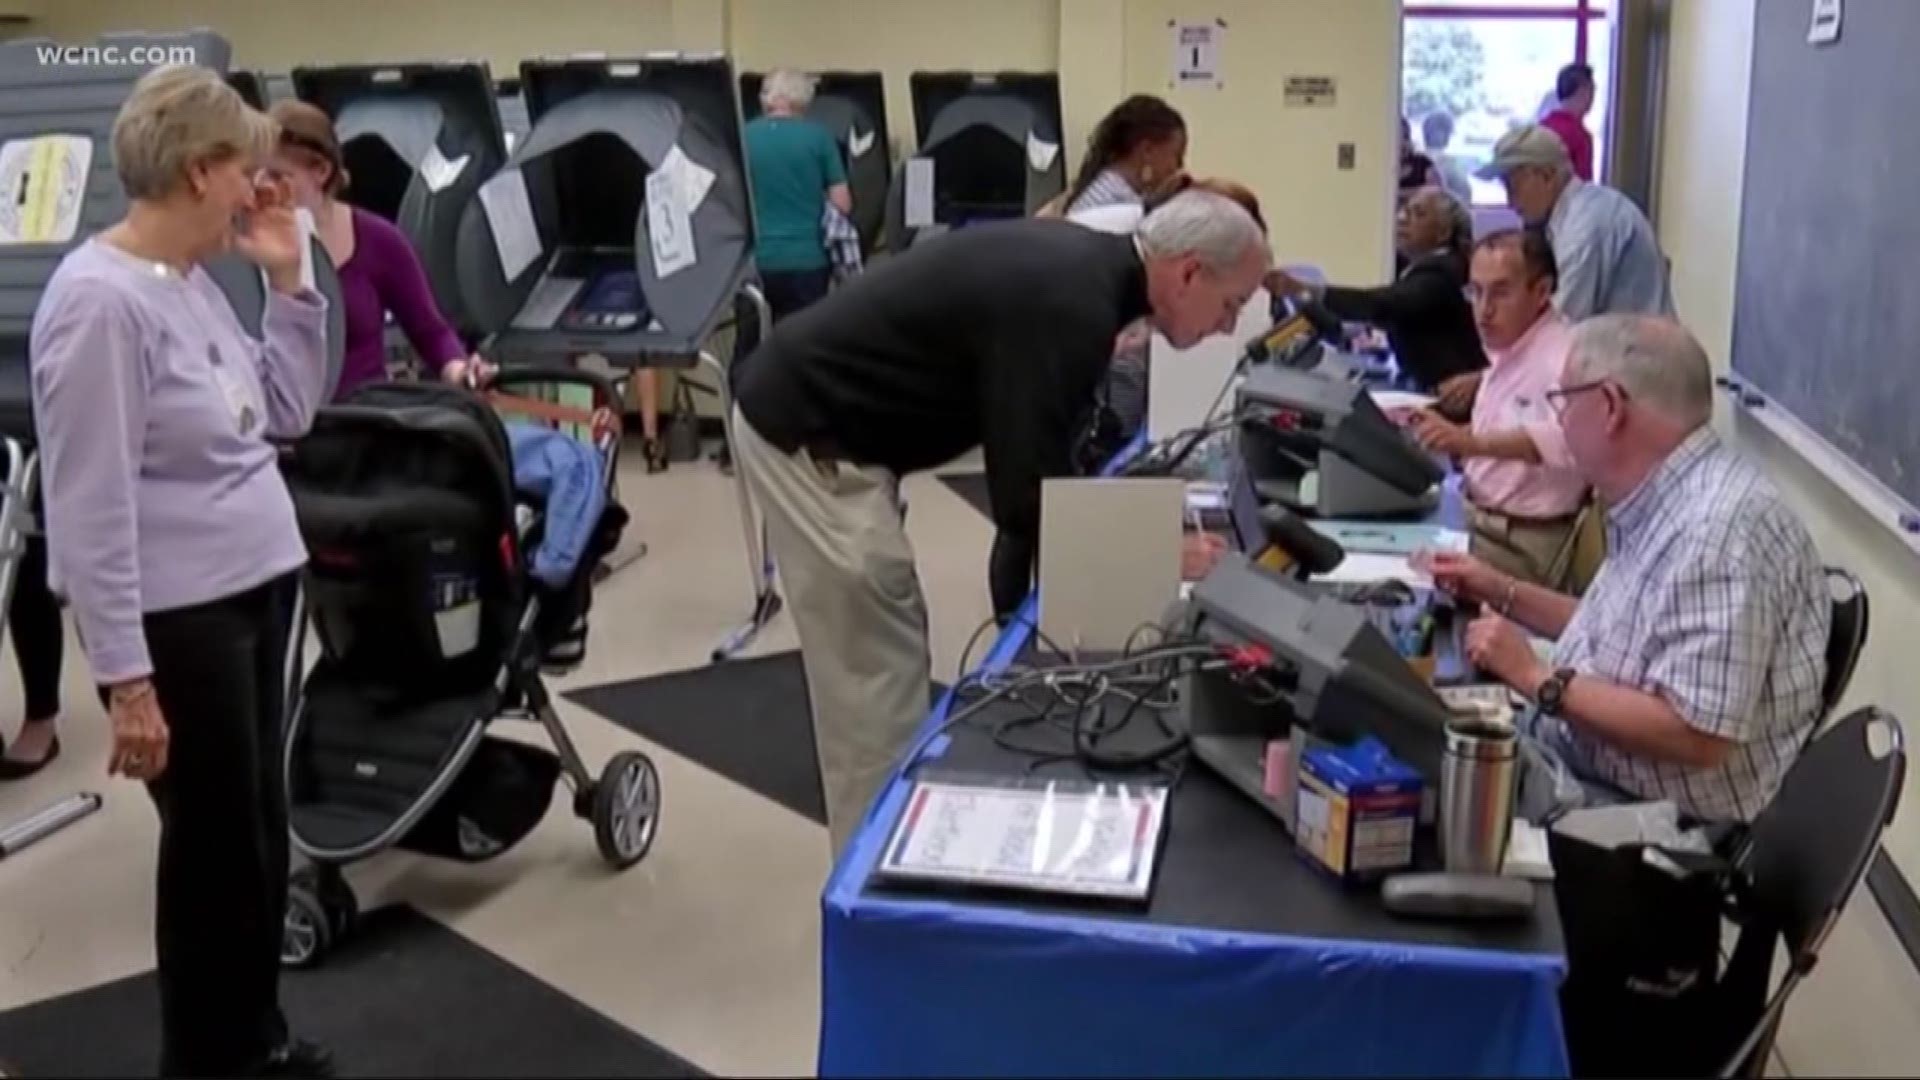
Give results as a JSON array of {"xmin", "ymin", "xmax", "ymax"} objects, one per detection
[{"xmin": 817, "ymin": 436, "xmax": 1570, "ymax": 1078}]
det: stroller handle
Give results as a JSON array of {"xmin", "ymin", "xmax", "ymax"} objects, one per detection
[{"xmin": 484, "ymin": 365, "xmax": 624, "ymax": 415}]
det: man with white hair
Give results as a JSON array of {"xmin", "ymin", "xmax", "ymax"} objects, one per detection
[
  {"xmin": 1477, "ymin": 123, "xmax": 1673, "ymax": 322},
  {"xmin": 1423, "ymin": 314, "xmax": 1829, "ymax": 824},
  {"xmin": 733, "ymin": 192, "xmax": 1270, "ymax": 853}
]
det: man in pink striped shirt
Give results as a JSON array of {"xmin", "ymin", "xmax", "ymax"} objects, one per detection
[{"xmin": 1405, "ymin": 228, "xmax": 1593, "ymax": 590}]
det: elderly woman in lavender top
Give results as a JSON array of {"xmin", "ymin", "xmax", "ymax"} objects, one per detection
[{"xmin": 29, "ymin": 66, "xmax": 334, "ymax": 1079}]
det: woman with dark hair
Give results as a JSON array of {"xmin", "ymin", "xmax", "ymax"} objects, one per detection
[
  {"xmin": 1270, "ymin": 186, "xmax": 1486, "ymax": 399},
  {"xmin": 1045, "ymin": 94, "xmax": 1187, "ymax": 217}
]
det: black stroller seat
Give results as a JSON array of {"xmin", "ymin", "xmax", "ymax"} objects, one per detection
[{"xmin": 277, "ymin": 372, "xmax": 658, "ymax": 969}]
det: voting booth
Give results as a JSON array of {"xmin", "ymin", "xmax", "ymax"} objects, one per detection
[
  {"xmin": 886, "ymin": 71, "xmax": 1065, "ymax": 250},
  {"xmin": 740, "ymin": 70, "xmax": 892, "ymax": 256},
  {"xmin": 227, "ymin": 69, "xmax": 292, "ymax": 110},
  {"xmin": 454, "ymin": 54, "xmax": 779, "ymax": 660},
  {"xmin": 292, "ymin": 62, "xmax": 510, "ymax": 343}
]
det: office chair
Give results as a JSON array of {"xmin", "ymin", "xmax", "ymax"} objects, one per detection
[{"xmin": 1716, "ymin": 706, "xmax": 1907, "ymax": 1079}]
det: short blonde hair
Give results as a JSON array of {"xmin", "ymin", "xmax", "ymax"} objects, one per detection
[
  {"xmin": 760, "ymin": 68, "xmax": 817, "ymax": 112},
  {"xmin": 112, "ymin": 64, "xmax": 277, "ymax": 200}
]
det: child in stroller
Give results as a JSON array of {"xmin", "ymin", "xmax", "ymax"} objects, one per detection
[{"xmin": 276, "ymin": 368, "xmax": 658, "ymax": 968}]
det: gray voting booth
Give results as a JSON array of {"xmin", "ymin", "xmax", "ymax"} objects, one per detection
[
  {"xmin": 887, "ymin": 70, "xmax": 1065, "ymax": 250},
  {"xmin": 227, "ymin": 69, "xmax": 293, "ymax": 110},
  {"xmin": 454, "ymin": 54, "xmax": 778, "ymax": 660},
  {"xmin": 292, "ymin": 61, "xmax": 511, "ymax": 343},
  {"xmin": 740, "ymin": 69, "xmax": 892, "ymax": 256}
]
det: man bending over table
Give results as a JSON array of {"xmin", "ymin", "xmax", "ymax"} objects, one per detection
[
  {"xmin": 1422, "ymin": 314, "xmax": 1828, "ymax": 824},
  {"xmin": 732, "ymin": 192, "xmax": 1270, "ymax": 854}
]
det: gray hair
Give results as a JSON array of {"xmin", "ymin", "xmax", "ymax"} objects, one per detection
[
  {"xmin": 1566, "ymin": 314, "xmax": 1714, "ymax": 428},
  {"xmin": 113, "ymin": 63, "xmax": 275, "ymax": 200},
  {"xmin": 760, "ymin": 68, "xmax": 816, "ymax": 113},
  {"xmin": 1409, "ymin": 187, "xmax": 1473, "ymax": 261},
  {"xmin": 1137, "ymin": 190, "xmax": 1269, "ymax": 274}
]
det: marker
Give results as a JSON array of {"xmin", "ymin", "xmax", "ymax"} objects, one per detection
[
  {"xmin": 1900, "ymin": 513, "xmax": 1920, "ymax": 535},
  {"xmin": 1740, "ymin": 392, "xmax": 1765, "ymax": 409}
]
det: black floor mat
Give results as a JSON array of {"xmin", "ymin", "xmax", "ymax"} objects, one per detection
[
  {"xmin": 0, "ymin": 905, "xmax": 701, "ymax": 1079},
  {"xmin": 565, "ymin": 651, "xmax": 944, "ymax": 825},
  {"xmin": 938, "ymin": 471, "xmax": 993, "ymax": 520}
]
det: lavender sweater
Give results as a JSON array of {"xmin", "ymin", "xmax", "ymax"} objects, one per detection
[{"xmin": 29, "ymin": 239, "xmax": 329, "ymax": 684}]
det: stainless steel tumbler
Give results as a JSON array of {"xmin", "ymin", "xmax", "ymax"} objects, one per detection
[{"xmin": 1439, "ymin": 717, "xmax": 1518, "ymax": 875}]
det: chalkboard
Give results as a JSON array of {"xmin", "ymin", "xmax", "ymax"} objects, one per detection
[{"xmin": 1732, "ymin": 0, "xmax": 1920, "ymax": 511}]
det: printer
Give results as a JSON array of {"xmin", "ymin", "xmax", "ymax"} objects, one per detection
[
  {"xmin": 1235, "ymin": 362, "xmax": 1443, "ymax": 518},
  {"xmin": 1177, "ymin": 552, "xmax": 1454, "ymax": 826}
]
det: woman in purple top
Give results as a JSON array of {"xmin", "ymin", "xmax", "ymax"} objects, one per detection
[
  {"xmin": 30, "ymin": 66, "xmax": 334, "ymax": 1078},
  {"xmin": 268, "ymin": 100, "xmax": 490, "ymax": 399}
]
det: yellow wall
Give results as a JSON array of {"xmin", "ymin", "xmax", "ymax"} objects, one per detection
[
  {"xmin": 37, "ymin": 0, "xmax": 1400, "ymax": 281},
  {"xmin": 1659, "ymin": 6, "xmax": 1920, "ymax": 1070}
]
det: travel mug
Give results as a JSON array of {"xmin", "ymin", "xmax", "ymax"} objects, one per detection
[{"xmin": 1439, "ymin": 716, "xmax": 1518, "ymax": 875}]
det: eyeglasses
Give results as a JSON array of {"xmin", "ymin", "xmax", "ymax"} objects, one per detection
[{"xmin": 1545, "ymin": 379, "xmax": 1620, "ymax": 417}]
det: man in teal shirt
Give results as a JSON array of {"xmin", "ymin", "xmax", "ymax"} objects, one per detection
[{"xmin": 746, "ymin": 69, "xmax": 852, "ymax": 322}]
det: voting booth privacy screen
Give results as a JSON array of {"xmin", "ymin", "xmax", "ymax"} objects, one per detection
[
  {"xmin": 0, "ymin": 29, "xmax": 238, "ymax": 441},
  {"xmin": 888, "ymin": 71, "xmax": 1065, "ymax": 248},
  {"xmin": 293, "ymin": 62, "xmax": 511, "ymax": 342},
  {"xmin": 454, "ymin": 56, "xmax": 756, "ymax": 362}
]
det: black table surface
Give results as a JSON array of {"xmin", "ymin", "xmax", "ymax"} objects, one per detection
[{"xmin": 862, "ymin": 667, "xmax": 1564, "ymax": 962}]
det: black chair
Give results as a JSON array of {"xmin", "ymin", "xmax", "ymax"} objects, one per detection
[
  {"xmin": 1716, "ymin": 706, "xmax": 1906, "ymax": 1078},
  {"xmin": 1819, "ymin": 567, "xmax": 1870, "ymax": 723}
]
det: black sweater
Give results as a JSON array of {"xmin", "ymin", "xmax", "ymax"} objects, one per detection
[
  {"xmin": 735, "ymin": 219, "xmax": 1151, "ymax": 618},
  {"xmin": 1315, "ymin": 250, "xmax": 1487, "ymax": 391}
]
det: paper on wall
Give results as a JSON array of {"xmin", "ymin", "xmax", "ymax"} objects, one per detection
[
  {"xmin": 418, "ymin": 143, "xmax": 471, "ymax": 193},
  {"xmin": 477, "ymin": 166, "xmax": 542, "ymax": 281},
  {"xmin": 645, "ymin": 165, "xmax": 697, "ymax": 278},
  {"xmin": 903, "ymin": 156, "xmax": 936, "ymax": 228},
  {"xmin": 0, "ymin": 135, "xmax": 93, "ymax": 245},
  {"xmin": 294, "ymin": 207, "xmax": 317, "ymax": 293},
  {"xmin": 1026, "ymin": 131, "xmax": 1060, "ymax": 173}
]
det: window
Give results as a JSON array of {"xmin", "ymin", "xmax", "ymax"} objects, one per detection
[{"xmin": 1402, "ymin": 0, "xmax": 1612, "ymax": 206}]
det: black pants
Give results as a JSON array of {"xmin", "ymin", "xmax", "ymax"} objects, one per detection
[
  {"xmin": 9, "ymin": 533, "xmax": 61, "ymax": 723},
  {"xmin": 130, "ymin": 575, "xmax": 298, "ymax": 1077},
  {"xmin": 761, "ymin": 267, "xmax": 833, "ymax": 324}
]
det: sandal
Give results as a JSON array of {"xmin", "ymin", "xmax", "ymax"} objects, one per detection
[{"xmin": 643, "ymin": 437, "xmax": 669, "ymax": 474}]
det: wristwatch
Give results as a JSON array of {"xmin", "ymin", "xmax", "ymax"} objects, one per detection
[{"xmin": 1535, "ymin": 667, "xmax": 1577, "ymax": 717}]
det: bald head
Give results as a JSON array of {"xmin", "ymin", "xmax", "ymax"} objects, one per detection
[{"xmin": 1567, "ymin": 314, "xmax": 1714, "ymax": 429}]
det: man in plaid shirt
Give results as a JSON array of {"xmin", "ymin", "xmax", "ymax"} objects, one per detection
[{"xmin": 1423, "ymin": 314, "xmax": 1829, "ymax": 824}]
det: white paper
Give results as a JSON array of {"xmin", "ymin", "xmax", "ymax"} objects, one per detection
[
  {"xmin": 659, "ymin": 145, "xmax": 716, "ymax": 212},
  {"xmin": 848, "ymin": 127, "xmax": 876, "ymax": 158},
  {"xmin": 417, "ymin": 143, "xmax": 471, "ymax": 194},
  {"xmin": 1504, "ymin": 820, "xmax": 1555, "ymax": 880},
  {"xmin": 645, "ymin": 166, "xmax": 696, "ymax": 278},
  {"xmin": 0, "ymin": 135, "xmax": 93, "ymax": 245},
  {"xmin": 1171, "ymin": 21, "xmax": 1223, "ymax": 89},
  {"xmin": 1318, "ymin": 551, "xmax": 1430, "ymax": 587},
  {"xmin": 1808, "ymin": 0, "xmax": 1842, "ymax": 45},
  {"xmin": 881, "ymin": 779, "xmax": 1168, "ymax": 900},
  {"xmin": 903, "ymin": 156, "xmax": 936, "ymax": 228},
  {"xmin": 477, "ymin": 167, "xmax": 542, "ymax": 281},
  {"xmin": 1025, "ymin": 131, "xmax": 1059, "ymax": 174},
  {"xmin": 1370, "ymin": 389, "xmax": 1438, "ymax": 414}
]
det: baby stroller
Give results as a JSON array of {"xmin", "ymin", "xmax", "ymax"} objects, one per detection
[{"xmin": 277, "ymin": 368, "xmax": 659, "ymax": 968}]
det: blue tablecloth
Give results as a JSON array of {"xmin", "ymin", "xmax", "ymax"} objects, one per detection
[{"xmin": 818, "ymin": 432, "xmax": 1571, "ymax": 1079}]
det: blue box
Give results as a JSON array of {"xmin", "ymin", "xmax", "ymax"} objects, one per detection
[{"xmin": 1294, "ymin": 740, "xmax": 1423, "ymax": 883}]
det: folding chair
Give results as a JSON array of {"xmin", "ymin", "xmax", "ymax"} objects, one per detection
[
  {"xmin": 1717, "ymin": 707, "xmax": 1907, "ymax": 1078},
  {"xmin": 1819, "ymin": 567, "xmax": 1870, "ymax": 723}
]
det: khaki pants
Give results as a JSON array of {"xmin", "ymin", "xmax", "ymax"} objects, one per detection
[
  {"xmin": 1469, "ymin": 506, "xmax": 1583, "ymax": 593},
  {"xmin": 731, "ymin": 407, "xmax": 931, "ymax": 857}
]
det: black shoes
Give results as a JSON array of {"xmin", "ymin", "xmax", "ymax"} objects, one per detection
[
  {"xmin": 0, "ymin": 736, "xmax": 59, "ymax": 781},
  {"xmin": 252, "ymin": 1039, "xmax": 335, "ymax": 1078}
]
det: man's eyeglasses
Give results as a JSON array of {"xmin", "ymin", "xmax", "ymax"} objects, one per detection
[{"xmin": 1545, "ymin": 379, "xmax": 1618, "ymax": 416}]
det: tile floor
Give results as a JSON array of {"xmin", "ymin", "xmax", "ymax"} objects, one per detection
[{"xmin": 0, "ymin": 446, "xmax": 997, "ymax": 1078}]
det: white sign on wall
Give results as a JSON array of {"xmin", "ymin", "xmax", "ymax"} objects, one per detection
[
  {"xmin": 1170, "ymin": 19, "xmax": 1225, "ymax": 89},
  {"xmin": 1808, "ymin": 0, "xmax": 1843, "ymax": 45}
]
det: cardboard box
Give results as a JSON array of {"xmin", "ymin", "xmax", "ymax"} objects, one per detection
[{"xmin": 1294, "ymin": 740, "xmax": 1422, "ymax": 883}]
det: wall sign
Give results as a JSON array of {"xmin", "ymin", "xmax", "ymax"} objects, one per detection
[
  {"xmin": 1808, "ymin": 0, "xmax": 1843, "ymax": 45},
  {"xmin": 1170, "ymin": 19, "xmax": 1225, "ymax": 89},
  {"xmin": 1284, "ymin": 76, "xmax": 1337, "ymax": 108}
]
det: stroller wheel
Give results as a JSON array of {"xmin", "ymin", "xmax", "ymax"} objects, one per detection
[
  {"xmin": 593, "ymin": 751, "xmax": 661, "ymax": 869},
  {"xmin": 282, "ymin": 883, "xmax": 332, "ymax": 969}
]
